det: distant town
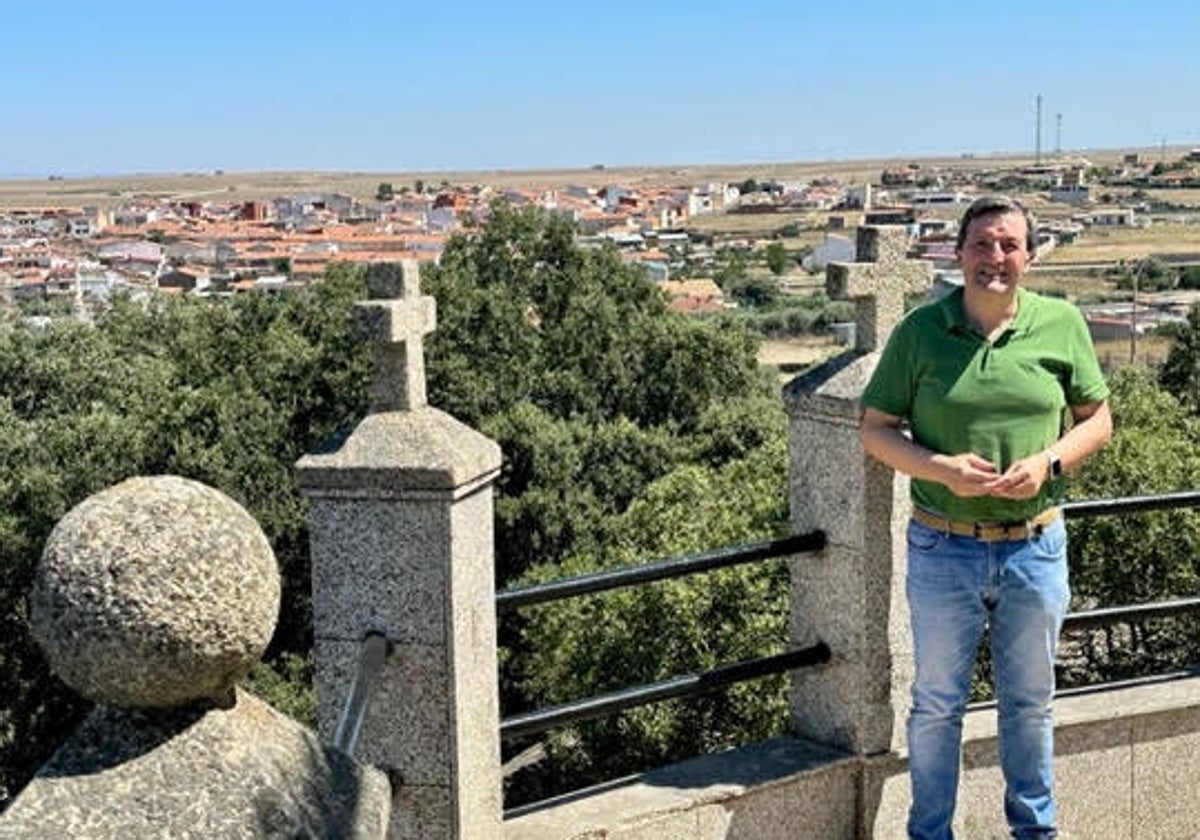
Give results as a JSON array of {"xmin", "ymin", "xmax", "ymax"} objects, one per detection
[{"xmin": 5, "ymin": 148, "xmax": 1200, "ymax": 345}]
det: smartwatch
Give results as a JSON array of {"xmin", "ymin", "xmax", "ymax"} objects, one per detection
[{"xmin": 1044, "ymin": 450, "xmax": 1063, "ymax": 479}]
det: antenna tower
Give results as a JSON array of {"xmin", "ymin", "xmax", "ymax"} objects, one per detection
[
  {"xmin": 1035, "ymin": 94, "xmax": 1043, "ymax": 164},
  {"xmin": 1055, "ymin": 113, "xmax": 1062, "ymax": 156}
]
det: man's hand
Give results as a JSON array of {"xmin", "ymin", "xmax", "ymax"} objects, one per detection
[
  {"xmin": 988, "ymin": 454, "xmax": 1051, "ymax": 500},
  {"xmin": 934, "ymin": 453, "xmax": 1003, "ymax": 497}
]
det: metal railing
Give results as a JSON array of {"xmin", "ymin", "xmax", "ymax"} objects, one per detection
[
  {"xmin": 499, "ymin": 491, "xmax": 1200, "ymax": 736},
  {"xmin": 1059, "ymin": 491, "xmax": 1200, "ymax": 633},
  {"xmin": 333, "ymin": 632, "xmax": 390, "ymax": 756},
  {"xmin": 500, "ymin": 643, "xmax": 830, "ymax": 742},
  {"xmin": 963, "ymin": 490, "xmax": 1200, "ymax": 709},
  {"xmin": 496, "ymin": 530, "xmax": 828, "ymax": 741},
  {"xmin": 496, "ymin": 531, "xmax": 825, "ymax": 612}
]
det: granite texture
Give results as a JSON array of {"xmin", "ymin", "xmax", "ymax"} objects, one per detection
[
  {"xmin": 501, "ymin": 680, "xmax": 1200, "ymax": 839},
  {"xmin": 308, "ymin": 497, "xmax": 452, "ymax": 644},
  {"xmin": 298, "ymin": 282, "xmax": 504, "ymax": 839},
  {"xmin": 505, "ymin": 735, "xmax": 856, "ymax": 840},
  {"xmin": 1131, "ymin": 705, "xmax": 1200, "ymax": 839},
  {"xmin": 30, "ymin": 475, "xmax": 280, "ymax": 709},
  {"xmin": 313, "ymin": 640, "xmax": 452, "ymax": 786},
  {"xmin": 825, "ymin": 225, "xmax": 933, "ymax": 353},
  {"xmin": 358, "ymin": 260, "xmax": 434, "ymax": 413},
  {"xmin": 295, "ymin": 407, "xmax": 501, "ymax": 493},
  {"xmin": 784, "ymin": 351, "xmax": 912, "ymax": 756},
  {"xmin": 0, "ymin": 689, "xmax": 390, "ymax": 839}
]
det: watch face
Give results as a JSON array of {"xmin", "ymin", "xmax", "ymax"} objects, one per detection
[{"xmin": 1050, "ymin": 454, "xmax": 1063, "ymax": 478}]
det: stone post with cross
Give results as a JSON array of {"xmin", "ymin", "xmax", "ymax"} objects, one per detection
[
  {"xmin": 296, "ymin": 261, "xmax": 503, "ymax": 840},
  {"xmin": 782, "ymin": 226, "xmax": 932, "ymax": 772}
]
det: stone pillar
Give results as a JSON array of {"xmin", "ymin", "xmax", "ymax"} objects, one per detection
[
  {"xmin": 784, "ymin": 227, "xmax": 932, "ymax": 756},
  {"xmin": 296, "ymin": 262, "xmax": 503, "ymax": 840}
]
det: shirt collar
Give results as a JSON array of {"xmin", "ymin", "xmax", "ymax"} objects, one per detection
[{"xmin": 940, "ymin": 286, "xmax": 1032, "ymax": 340}]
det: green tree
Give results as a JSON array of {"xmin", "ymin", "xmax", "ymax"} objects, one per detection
[
  {"xmin": 0, "ymin": 272, "xmax": 372, "ymax": 807},
  {"xmin": 1178, "ymin": 266, "xmax": 1200, "ymax": 290},
  {"xmin": 0, "ymin": 203, "xmax": 786, "ymax": 810},
  {"xmin": 422, "ymin": 203, "xmax": 766, "ymax": 581},
  {"xmin": 511, "ymin": 427, "xmax": 790, "ymax": 797},
  {"xmin": 375, "ymin": 182, "xmax": 394, "ymax": 201},
  {"xmin": 1158, "ymin": 303, "xmax": 1200, "ymax": 411},
  {"xmin": 764, "ymin": 241, "xmax": 790, "ymax": 276},
  {"xmin": 1065, "ymin": 366, "xmax": 1200, "ymax": 684}
]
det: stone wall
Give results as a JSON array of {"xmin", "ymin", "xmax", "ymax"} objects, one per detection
[{"xmin": 504, "ymin": 678, "xmax": 1200, "ymax": 839}]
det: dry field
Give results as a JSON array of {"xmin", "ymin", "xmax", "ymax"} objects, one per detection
[
  {"xmin": 1093, "ymin": 334, "xmax": 1175, "ymax": 370},
  {"xmin": 1023, "ymin": 271, "xmax": 1118, "ymax": 300},
  {"xmin": 1040, "ymin": 224, "xmax": 1200, "ymax": 264},
  {"xmin": 758, "ymin": 335, "xmax": 843, "ymax": 379},
  {"xmin": 682, "ymin": 210, "xmax": 822, "ymax": 239},
  {"xmin": 0, "ymin": 147, "xmax": 1152, "ymax": 210}
]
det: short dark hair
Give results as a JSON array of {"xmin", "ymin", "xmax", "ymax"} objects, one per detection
[{"xmin": 955, "ymin": 195, "xmax": 1038, "ymax": 255}]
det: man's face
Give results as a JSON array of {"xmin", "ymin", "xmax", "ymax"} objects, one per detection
[{"xmin": 956, "ymin": 209, "xmax": 1031, "ymax": 298}]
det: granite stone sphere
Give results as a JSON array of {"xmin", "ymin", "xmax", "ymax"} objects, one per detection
[{"xmin": 31, "ymin": 475, "xmax": 281, "ymax": 709}]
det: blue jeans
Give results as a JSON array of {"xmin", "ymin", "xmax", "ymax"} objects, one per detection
[{"xmin": 905, "ymin": 517, "xmax": 1069, "ymax": 840}]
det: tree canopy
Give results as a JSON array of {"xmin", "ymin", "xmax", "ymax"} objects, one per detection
[
  {"xmin": 7, "ymin": 201, "xmax": 1199, "ymax": 810},
  {"xmin": 0, "ymin": 204, "xmax": 785, "ymax": 809}
]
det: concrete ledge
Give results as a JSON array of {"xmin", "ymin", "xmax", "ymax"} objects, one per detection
[
  {"xmin": 504, "ymin": 677, "xmax": 1200, "ymax": 839},
  {"xmin": 951, "ymin": 675, "xmax": 1200, "ymax": 840},
  {"xmin": 504, "ymin": 736, "xmax": 857, "ymax": 840}
]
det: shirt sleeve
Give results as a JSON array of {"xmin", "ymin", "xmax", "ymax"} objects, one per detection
[
  {"xmin": 1063, "ymin": 305, "xmax": 1110, "ymax": 406},
  {"xmin": 861, "ymin": 313, "xmax": 917, "ymax": 418}
]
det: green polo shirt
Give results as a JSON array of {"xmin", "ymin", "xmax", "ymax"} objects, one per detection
[{"xmin": 862, "ymin": 287, "xmax": 1109, "ymax": 522}]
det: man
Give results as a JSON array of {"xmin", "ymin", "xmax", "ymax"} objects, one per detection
[{"xmin": 860, "ymin": 195, "xmax": 1112, "ymax": 839}]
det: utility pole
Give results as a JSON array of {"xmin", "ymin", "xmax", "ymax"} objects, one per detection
[
  {"xmin": 1130, "ymin": 268, "xmax": 1139, "ymax": 365},
  {"xmin": 1035, "ymin": 94, "xmax": 1043, "ymax": 165},
  {"xmin": 1055, "ymin": 113, "xmax": 1062, "ymax": 157}
]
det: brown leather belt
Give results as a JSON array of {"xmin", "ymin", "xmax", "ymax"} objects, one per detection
[{"xmin": 911, "ymin": 506, "xmax": 1062, "ymax": 542}]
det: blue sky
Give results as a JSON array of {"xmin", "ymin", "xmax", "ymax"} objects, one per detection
[{"xmin": 3, "ymin": 1, "xmax": 1198, "ymax": 177}]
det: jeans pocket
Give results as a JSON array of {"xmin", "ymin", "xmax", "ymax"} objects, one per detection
[
  {"xmin": 907, "ymin": 520, "xmax": 945, "ymax": 553},
  {"xmin": 1029, "ymin": 519, "xmax": 1067, "ymax": 561}
]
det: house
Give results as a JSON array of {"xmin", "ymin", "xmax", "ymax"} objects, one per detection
[
  {"xmin": 1050, "ymin": 185, "xmax": 1092, "ymax": 204},
  {"xmin": 910, "ymin": 191, "xmax": 970, "ymax": 207},
  {"xmin": 158, "ymin": 269, "xmax": 211, "ymax": 294},
  {"xmin": 66, "ymin": 214, "xmax": 98, "ymax": 237},
  {"xmin": 1082, "ymin": 303, "xmax": 1184, "ymax": 342},
  {"xmin": 802, "ymin": 234, "xmax": 856, "ymax": 272},
  {"xmin": 98, "ymin": 241, "xmax": 165, "ymax": 277},
  {"xmin": 1086, "ymin": 208, "xmax": 1137, "ymax": 227},
  {"xmin": 660, "ymin": 278, "xmax": 726, "ymax": 314},
  {"xmin": 864, "ymin": 207, "xmax": 916, "ymax": 225},
  {"xmin": 76, "ymin": 265, "xmax": 122, "ymax": 301}
]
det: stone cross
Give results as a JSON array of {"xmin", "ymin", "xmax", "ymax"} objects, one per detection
[
  {"xmin": 355, "ymin": 260, "xmax": 436, "ymax": 413},
  {"xmin": 826, "ymin": 226, "xmax": 933, "ymax": 352}
]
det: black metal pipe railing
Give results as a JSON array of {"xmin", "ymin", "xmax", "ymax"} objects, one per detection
[
  {"xmin": 1061, "ymin": 490, "xmax": 1200, "ymax": 519},
  {"xmin": 1063, "ymin": 596, "xmax": 1200, "ymax": 631},
  {"xmin": 1057, "ymin": 490, "xmax": 1200, "ymax": 630},
  {"xmin": 500, "ymin": 642, "xmax": 831, "ymax": 741},
  {"xmin": 497, "ymin": 490, "xmax": 1200, "ymax": 744},
  {"xmin": 496, "ymin": 530, "xmax": 825, "ymax": 612},
  {"xmin": 333, "ymin": 632, "xmax": 389, "ymax": 756},
  {"xmin": 961, "ymin": 489, "xmax": 1200, "ymax": 708}
]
